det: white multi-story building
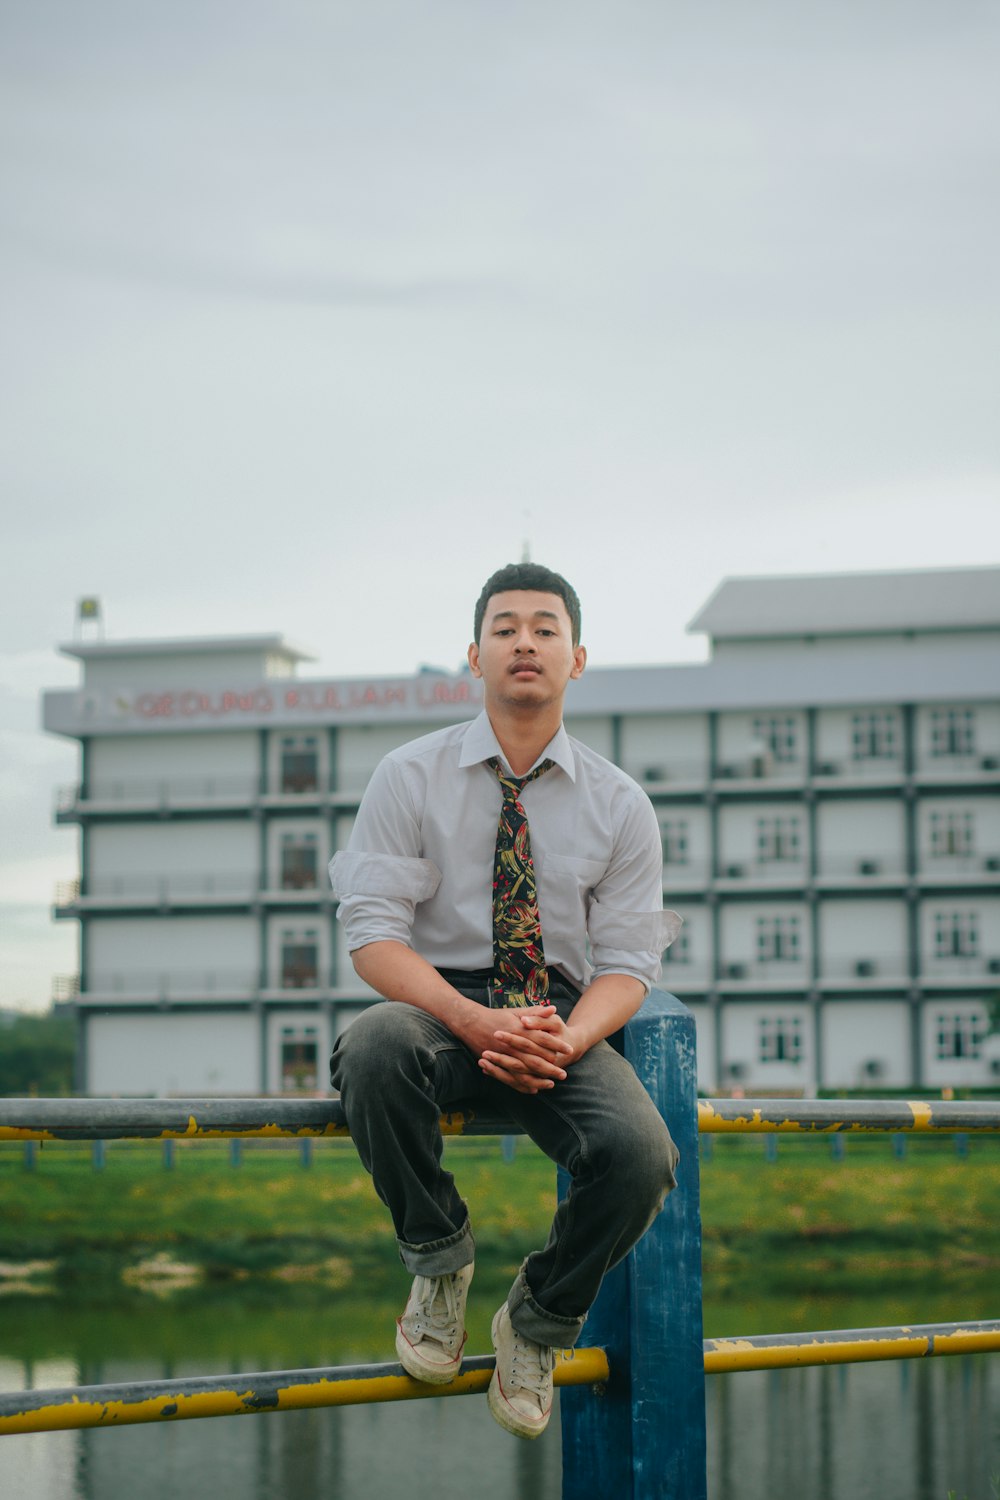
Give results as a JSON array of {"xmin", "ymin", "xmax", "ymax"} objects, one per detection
[{"xmin": 43, "ymin": 566, "xmax": 1000, "ymax": 1096}]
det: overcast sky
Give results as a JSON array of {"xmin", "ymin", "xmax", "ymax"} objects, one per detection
[{"xmin": 2, "ymin": 1, "xmax": 999, "ymax": 1011}]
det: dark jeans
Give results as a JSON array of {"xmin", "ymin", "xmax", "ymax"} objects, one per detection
[{"xmin": 329, "ymin": 971, "xmax": 679, "ymax": 1348}]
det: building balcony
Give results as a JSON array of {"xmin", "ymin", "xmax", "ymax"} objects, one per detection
[
  {"xmin": 920, "ymin": 954, "xmax": 1000, "ymax": 986},
  {"xmin": 817, "ymin": 953, "xmax": 910, "ymax": 988},
  {"xmin": 56, "ymin": 774, "xmax": 261, "ymax": 820},
  {"xmin": 913, "ymin": 754, "xmax": 1000, "ymax": 786},
  {"xmin": 56, "ymin": 970, "xmax": 367, "ymax": 1006},
  {"xmin": 626, "ymin": 759, "xmax": 710, "ymax": 792},
  {"xmin": 713, "ymin": 858, "xmax": 808, "ymax": 890},
  {"xmin": 55, "ymin": 776, "xmax": 364, "ymax": 822},
  {"xmin": 810, "ymin": 758, "xmax": 905, "ymax": 788},
  {"xmin": 813, "ymin": 852, "xmax": 907, "ymax": 887},
  {"xmin": 712, "ymin": 759, "xmax": 806, "ymax": 790},
  {"xmin": 53, "ymin": 872, "xmax": 336, "ymax": 914},
  {"xmin": 662, "ymin": 859, "xmax": 711, "ymax": 888},
  {"xmin": 658, "ymin": 961, "xmax": 711, "ymax": 992},
  {"xmin": 715, "ymin": 958, "xmax": 810, "ymax": 990},
  {"xmin": 916, "ymin": 853, "xmax": 1000, "ymax": 886}
]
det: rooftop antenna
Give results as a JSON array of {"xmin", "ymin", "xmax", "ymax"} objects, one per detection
[
  {"xmin": 75, "ymin": 596, "xmax": 104, "ymax": 642},
  {"xmin": 521, "ymin": 510, "xmax": 532, "ymax": 563}
]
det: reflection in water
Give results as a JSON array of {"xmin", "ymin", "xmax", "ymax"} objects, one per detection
[
  {"xmin": 1, "ymin": 1307, "xmax": 998, "ymax": 1500},
  {"xmin": 707, "ymin": 1357, "xmax": 999, "ymax": 1500}
]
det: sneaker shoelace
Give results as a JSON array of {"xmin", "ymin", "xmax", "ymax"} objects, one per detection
[
  {"xmin": 508, "ymin": 1327, "xmax": 555, "ymax": 1403},
  {"xmin": 406, "ymin": 1273, "xmax": 464, "ymax": 1352}
]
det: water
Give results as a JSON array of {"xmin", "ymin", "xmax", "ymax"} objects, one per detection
[{"xmin": 2, "ymin": 1287, "xmax": 997, "ymax": 1499}]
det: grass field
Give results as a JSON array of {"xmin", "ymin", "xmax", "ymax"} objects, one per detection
[{"xmin": 2, "ymin": 1133, "xmax": 998, "ymax": 1303}]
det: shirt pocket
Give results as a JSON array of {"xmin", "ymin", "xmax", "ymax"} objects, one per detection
[{"xmin": 534, "ymin": 851, "xmax": 607, "ymax": 947}]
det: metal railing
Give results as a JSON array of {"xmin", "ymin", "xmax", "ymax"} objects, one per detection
[{"xmin": 2, "ymin": 994, "xmax": 998, "ymax": 1500}]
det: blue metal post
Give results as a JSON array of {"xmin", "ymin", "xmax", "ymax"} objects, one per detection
[{"xmin": 560, "ymin": 991, "xmax": 707, "ymax": 1500}]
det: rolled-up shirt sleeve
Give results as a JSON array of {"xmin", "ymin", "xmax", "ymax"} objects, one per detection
[
  {"xmin": 588, "ymin": 790, "xmax": 682, "ymax": 994},
  {"xmin": 329, "ymin": 758, "xmax": 441, "ymax": 952}
]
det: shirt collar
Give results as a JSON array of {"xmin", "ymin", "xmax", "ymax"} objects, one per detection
[{"xmin": 458, "ymin": 710, "xmax": 577, "ymax": 783}]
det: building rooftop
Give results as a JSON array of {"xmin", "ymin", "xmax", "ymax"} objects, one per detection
[
  {"xmin": 59, "ymin": 634, "xmax": 316, "ymax": 664},
  {"xmin": 688, "ymin": 565, "xmax": 1000, "ymax": 640}
]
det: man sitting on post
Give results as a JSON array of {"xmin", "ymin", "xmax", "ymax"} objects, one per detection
[{"xmin": 329, "ymin": 562, "xmax": 682, "ymax": 1440}]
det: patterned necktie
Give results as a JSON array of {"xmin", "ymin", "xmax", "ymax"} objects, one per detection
[{"xmin": 487, "ymin": 756, "xmax": 556, "ymax": 1007}]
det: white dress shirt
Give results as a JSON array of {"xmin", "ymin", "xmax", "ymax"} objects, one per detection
[{"xmin": 329, "ymin": 711, "xmax": 682, "ymax": 995}]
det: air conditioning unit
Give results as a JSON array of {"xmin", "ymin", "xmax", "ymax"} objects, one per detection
[
  {"xmin": 857, "ymin": 860, "xmax": 881, "ymax": 876},
  {"xmin": 987, "ymin": 958, "xmax": 1000, "ymax": 975},
  {"xmin": 726, "ymin": 1061, "xmax": 748, "ymax": 1080},
  {"xmin": 981, "ymin": 756, "xmax": 1000, "ymax": 771},
  {"xmin": 816, "ymin": 762, "xmax": 839, "ymax": 776},
  {"xmin": 642, "ymin": 766, "xmax": 667, "ymax": 784},
  {"xmin": 854, "ymin": 960, "xmax": 877, "ymax": 978},
  {"xmin": 862, "ymin": 1059, "xmax": 885, "ymax": 1079},
  {"xmin": 716, "ymin": 764, "xmax": 738, "ymax": 779},
  {"xmin": 725, "ymin": 863, "xmax": 746, "ymax": 879},
  {"xmin": 725, "ymin": 963, "xmax": 748, "ymax": 980},
  {"xmin": 984, "ymin": 857, "xmax": 1000, "ymax": 872}
]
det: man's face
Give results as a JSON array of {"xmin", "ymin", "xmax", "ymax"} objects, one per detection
[{"xmin": 467, "ymin": 590, "xmax": 586, "ymax": 709}]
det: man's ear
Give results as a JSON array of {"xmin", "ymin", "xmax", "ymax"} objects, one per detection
[
  {"xmin": 467, "ymin": 641, "xmax": 482, "ymax": 678},
  {"xmin": 570, "ymin": 645, "xmax": 587, "ymax": 680}
]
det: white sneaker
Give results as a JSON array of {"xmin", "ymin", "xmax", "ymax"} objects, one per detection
[
  {"xmin": 395, "ymin": 1264, "xmax": 474, "ymax": 1384},
  {"xmin": 488, "ymin": 1302, "xmax": 555, "ymax": 1439}
]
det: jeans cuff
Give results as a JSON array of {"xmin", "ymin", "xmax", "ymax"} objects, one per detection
[
  {"xmin": 506, "ymin": 1262, "xmax": 586, "ymax": 1349},
  {"xmin": 397, "ymin": 1216, "xmax": 476, "ymax": 1276}
]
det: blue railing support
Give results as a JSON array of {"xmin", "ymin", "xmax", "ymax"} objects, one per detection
[{"xmin": 561, "ymin": 991, "xmax": 707, "ymax": 1500}]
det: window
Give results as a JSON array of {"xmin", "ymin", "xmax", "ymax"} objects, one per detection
[
  {"xmin": 934, "ymin": 1012, "xmax": 985, "ymax": 1061},
  {"xmin": 281, "ymin": 928, "xmax": 319, "ymax": 987},
  {"xmin": 933, "ymin": 912, "xmax": 979, "ymax": 959},
  {"xmin": 756, "ymin": 816, "xmax": 801, "ymax": 863},
  {"xmin": 752, "ymin": 716, "xmax": 798, "ymax": 764},
  {"xmin": 851, "ymin": 711, "xmax": 898, "ymax": 762},
  {"xmin": 929, "ymin": 810, "xmax": 975, "ymax": 858},
  {"xmin": 759, "ymin": 1015, "xmax": 803, "ymax": 1063},
  {"xmin": 660, "ymin": 819, "xmax": 689, "ymax": 866},
  {"xmin": 281, "ymin": 831, "xmax": 319, "ymax": 889},
  {"xmin": 756, "ymin": 914, "xmax": 801, "ymax": 963},
  {"xmin": 664, "ymin": 929, "xmax": 691, "ymax": 965},
  {"xmin": 281, "ymin": 1026, "xmax": 319, "ymax": 1090},
  {"xmin": 281, "ymin": 735, "xmax": 320, "ymax": 793},
  {"xmin": 930, "ymin": 709, "xmax": 976, "ymax": 759}
]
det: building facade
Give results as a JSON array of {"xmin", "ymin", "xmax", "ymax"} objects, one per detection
[{"xmin": 43, "ymin": 567, "xmax": 1000, "ymax": 1095}]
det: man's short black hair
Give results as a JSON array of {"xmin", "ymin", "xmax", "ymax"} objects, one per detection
[{"xmin": 473, "ymin": 563, "xmax": 582, "ymax": 646}]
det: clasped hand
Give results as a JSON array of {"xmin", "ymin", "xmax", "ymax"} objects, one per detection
[{"xmin": 473, "ymin": 1005, "xmax": 577, "ymax": 1095}]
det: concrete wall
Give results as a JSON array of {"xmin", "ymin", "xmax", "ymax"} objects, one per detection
[
  {"xmin": 564, "ymin": 715, "xmax": 615, "ymax": 759},
  {"xmin": 88, "ymin": 915, "xmax": 258, "ymax": 987},
  {"xmin": 89, "ymin": 821, "xmax": 257, "ymax": 887},
  {"xmin": 815, "ymin": 800, "xmax": 906, "ymax": 876},
  {"xmin": 89, "ymin": 731, "xmax": 257, "ymax": 792},
  {"xmin": 915, "ymin": 701, "xmax": 1000, "ymax": 767},
  {"xmin": 87, "ymin": 1011, "xmax": 259, "ymax": 1094},
  {"xmin": 721, "ymin": 1001, "xmax": 814, "ymax": 1090},
  {"xmin": 719, "ymin": 902, "xmax": 810, "ymax": 979},
  {"xmin": 337, "ymin": 723, "xmax": 437, "ymax": 794},
  {"xmin": 820, "ymin": 1000, "xmax": 912, "ymax": 1089},
  {"xmin": 814, "ymin": 706, "xmax": 904, "ymax": 774},
  {"xmin": 818, "ymin": 900, "xmax": 909, "ymax": 981},
  {"xmin": 619, "ymin": 712, "xmax": 708, "ymax": 783}
]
